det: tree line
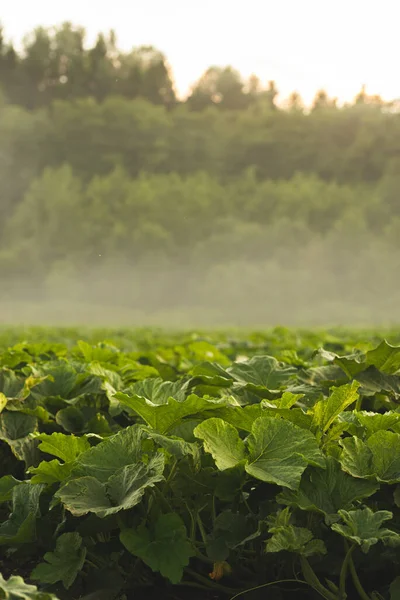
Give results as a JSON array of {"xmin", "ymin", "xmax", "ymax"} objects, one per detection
[{"xmin": 0, "ymin": 20, "xmax": 400, "ymax": 308}]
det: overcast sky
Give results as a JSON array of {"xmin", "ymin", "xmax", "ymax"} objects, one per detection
[{"xmin": 2, "ymin": 0, "xmax": 399, "ymax": 104}]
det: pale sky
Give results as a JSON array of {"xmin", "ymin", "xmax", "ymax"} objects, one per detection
[{"xmin": 1, "ymin": 0, "xmax": 399, "ymax": 104}]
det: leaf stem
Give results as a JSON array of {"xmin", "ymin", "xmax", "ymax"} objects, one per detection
[
  {"xmin": 196, "ymin": 511, "xmax": 208, "ymax": 545},
  {"xmin": 339, "ymin": 542, "xmax": 355, "ymax": 598},
  {"xmin": 349, "ymin": 551, "xmax": 371, "ymax": 600},
  {"xmin": 300, "ymin": 556, "xmax": 338, "ymax": 600}
]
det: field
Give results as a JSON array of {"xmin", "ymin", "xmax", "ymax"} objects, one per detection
[{"xmin": 0, "ymin": 326, "xmax": 400, "ymax": 600}]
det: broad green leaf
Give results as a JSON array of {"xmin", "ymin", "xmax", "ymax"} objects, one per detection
[
  {"xmin": 115, "ymin": 392, "xmax": 224, "ymax": 434},
  {"xmin": 0, "ymin": 475, "xmax": 21, "ymax": 502},
  {"xmin": 211, "ymin": 405, "xmax": 263, "ymax": 432},
  {"xmin": 0, "ymin": 483, "xmax": 44, "ymax": 545},
  {"xmin": 194, "ymin": 418, "xmax": 246, "ymax": 470},
  {"xmin": 0, "ymin": 574, "xmax": 59, "ymax": 599},
  {"xmin": 31, "ymin": 532, "xmax": 86, "ymax": 589},
  {"xmin": 32, "ymin": 362, "xmax": 78, "ymax": 398},
  {"xmin": 56, "ymin": 454, "xmax": 164, "ymax": 517},
  {"xmin": 246, "ymin": 417, "xmax": 324, "ymax": 489},
  {"xmin": 261, "ymin": 406, "xmax": 313, "ymax": 430},
  {"xmin": 355, "ymin": 367, "xmax": 400, "ymax": 396},
  {"xmin": 124, "ymin": 377, "xmax": 187, "ymax": 404},
  {"xmin": 365, "ymin": 341, "xmax": 400, "ymax": 374},
  {"xmin": 331, "ymin": 508, "xmax": 400, "ymax": 552},
  {"xmin": 355, "ymin": 411, "xmax": 400, "ymax": 436},
  {"xmin": 28, "ymin": 459, "xmax": 73, "ymax": 485},
  {"xmin": 5, "ymin": 435, "xmax": 41, "ymax": 468},
  {"xmin": 318, "ymin": 341, "xmax": 400, "ymax": 376},
  {"xmin": 38, "ymin": 432, "xmax": 90, "ymax": 463},
  {"xmin": 72, "ymin": 424, "xmax": 144, "ymax": 482},
  {"xmin": 76, "ymin": 340, "xmax": 119, "ymax": 363},
  {"xmin": 228, "ymin": 355, "xmax": 296, "ymax": 391},
  {"xmin": 340, "ymin": 431, "xmax": 400, "ymax": 484},
  {"xmin": 206, "ymin": 511, "xmax": 257, "ymax": 561},
  {"xmin": 277, "ymin": 391, "xmax": 304, "ymax": 409},
  {"xmin": 266, "ymin": 524, "xmax": 326, "ymax": 557},
  {"xmin": 145, "ymin": 431, "xmax": 200, "ymax": 461},
  {"xmin": 278, "ymin": 457, "xmax": 378, "ymax": 521},
  {"xmin": 311, "ymin": 381, "xmax": 359, "ymax": 434},
  {"xmin": 190, "ymin": 361, "xmax": 233, "ymax": 384},
  {"xmin": 0, "ymin": 411, "xmax": 37, "ymax": 440},
  {"xmin": 120, "ymin": 513, "xmax": 193, "ymax": 583},
  {"xmin": 55, "ymin": 406, "xmax": 85, "ymax": 433}
]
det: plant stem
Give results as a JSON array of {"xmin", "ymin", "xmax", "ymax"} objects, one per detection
[
  {"xmin": 196, "ymin": 511, "xmax": 208, "ymax": 545},
  {"xmin": 300, "ymin": 556, "xmax": 338, "ymax": 600},
  {"xmin": 339, "ymin": 542, "xmax": 355, "ymax": 598},
  {"xmin": 349, "ymin": 552, "xmax": 371, "ymax": 600}
]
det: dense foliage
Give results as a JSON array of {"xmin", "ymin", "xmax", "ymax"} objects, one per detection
[
  {"xmin": 0, "ymin": 326, "xmax": 400, "ymax": 599},
  {"xmin": 1, "ymin": 22, "xmax": 400, "ymax": 309}
]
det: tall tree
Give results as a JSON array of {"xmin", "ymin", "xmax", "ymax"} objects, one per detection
[
  {"xmin": 21, "ymin": 27, "xmax": 52, "ymax": 108},
  {"xmin": 312, "ymin": 89, "xmax": 337, "ymax": 111},
  {"xmin": 187, "ymin": 66, "xmax": 247, "ymax": 110}
]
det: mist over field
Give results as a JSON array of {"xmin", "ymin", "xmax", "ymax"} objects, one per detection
[
  {"xmin": 1, "ymin": 22, "xmax": 400, "ymax": 328},
  {"xmin": 1, "ymin": 239, "xmax": 399, "ymax": 328}
]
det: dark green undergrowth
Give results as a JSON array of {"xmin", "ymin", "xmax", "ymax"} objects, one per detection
[{"xmin": 0, "ymin": 327, "xmax": 400, "ymax": 600}]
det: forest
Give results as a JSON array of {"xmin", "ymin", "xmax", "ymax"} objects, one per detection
[{"xmin": 1, "ymin": 22, "xmax": 400, "ymax": 324}]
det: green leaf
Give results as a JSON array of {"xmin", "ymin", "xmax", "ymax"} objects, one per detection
[
  {"xmin": 28, "ymin": 459, "xmax": 73, "ymax": 485},
  {"xmin": 266, "ymin": 524, "xmax": 326, "ymax": 557},
  {"xmin": 0, "ymin": 411, "xmax": 37, "ymax": 440},
  {"xmin": 38, "ymin": 432, "xmax": 90, "ymax": 463},
  {"xmin": 55, "ymin": 406, "xmax": 85, "ymax": 433},
  {"xmin": 228, "ymin": 355, "xmax": 296, "ymax": 391},
  {"xmin": 206, "ymin": 511, "xmax": 257, "ymax": 561},
  {"xmin": 261, "ymin": 406, "xmax": 313, "ymax": 430},
  {"xmin": 277, "ymin": 391, "xmax": 304, "ymax": 409},
  {"xmin": 311, "ymin": 381, "xmax": 359, "ymax": 434},
  {"xmin": 31, "ymin": 532, "xmax": 86, "ymax": 589},
  {"xmin": 56, "ymin": 454, "xmax": 164, "ymax": 517},
  {"xmin": 115, "ymin": 392, "xmax": 224, "ymax": 434},
  {"xmin": 0, "ymin": 574, "xmax": 60, "ymax": 599},
  {"xmin": 340, "ymin": 431, "xmax": 400, "ymax": 483},
  {"xmin": 120, "ymin": 513, "xmax": 193, "ymax": 583},
  {"xmin": 318, "ymin": 341, "xmax": 400, "ymax": 377},
  {"xmin": 278, "ymin": 457, "xmax": 378, "ymax": 522},
  {"xmin": 246, "ymin": 416, "xmax": 324, "ymax": 489},
  {"xmin": 146, "ymin": 431, "xmax": 200, "ymax": 461},
  {"xmin": 331, "ymin": 507, "xmax": 400, "ymax": 553},
  {"xmin": 72, "ymin": 424, "xmax": 144, "ymax": 482},
  {"xmin": 5, "ymin": 435, "xmax": 41, "ymax": 468},
  {"xmin": 194, "ymin": 418, "xmax": 246, "ymax": 470},
  {"xmin": 76, "ymin": 340, "xmax": 119, "ymax": 363},
  {"xmin": 0, "ymin": 475, "xmax": 21, "ymax": 502},
  {"xmin": 355, "ymin": 410, "xmax": 400, "ymax": 436},
  {"xmin": 190, "ymin": 361, "xmax": 233, "ymax": 384},
  {"xmin": 364, "ymin": 341, "xmax": 400, "ymax": 374},
  {"xmin": 0, "ymin": 483, "xmax": 44, "ymax": 545},
  {"xmin": 124, "ymin": 377, "xmax": 187, "ymax": 404},
  {"xmin": 32, "ymin": 362, "xmax": 78, "ymax": 399},
  {"xmin": 211, "ymin": 405, "xmax": 263, "ymax": 432}
]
